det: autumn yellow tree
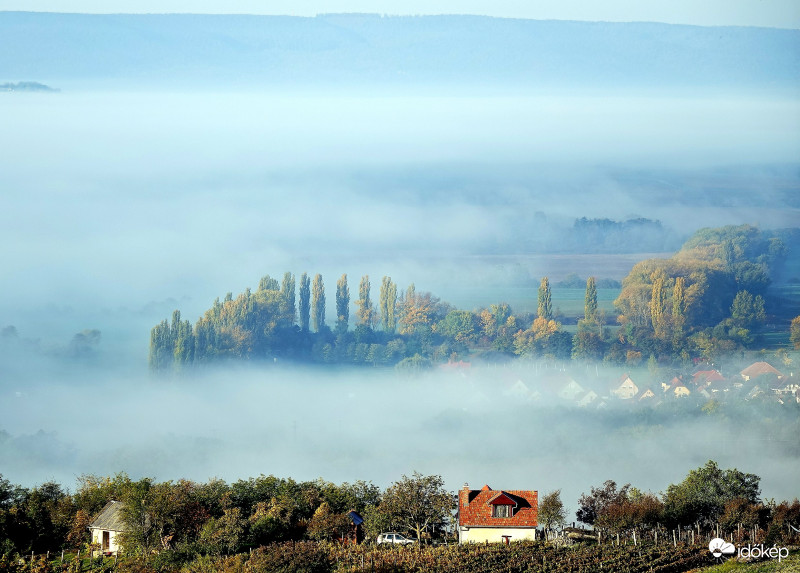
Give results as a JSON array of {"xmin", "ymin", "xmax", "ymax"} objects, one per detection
[
  {"xmin": 791, "ymin": 315, "xmax": 800, "ymax": 349},
  {"xmin": 398, "ymin": 284, "xmax": 437, "ymax": 335},
  {"xmin": 650, "ymin": 271, "xmax": 669, "ymax": 340},
  {"xmin": 355, "ymin": 275, "xmax": 375, "ymax": 327}
]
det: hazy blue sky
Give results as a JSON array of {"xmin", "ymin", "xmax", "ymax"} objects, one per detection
[{"xmin": 2, "ymin": 0, "xmax": 799, "ymax": 28}]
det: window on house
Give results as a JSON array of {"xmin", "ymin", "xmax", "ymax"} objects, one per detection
[{"xmin": 492, "ymin": 504, "xmax": 511, "ymax": 518}]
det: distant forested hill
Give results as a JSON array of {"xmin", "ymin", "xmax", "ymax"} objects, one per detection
[{"xmin": 1, "ymin": 12, "xmax": 797, "ymax": 90}]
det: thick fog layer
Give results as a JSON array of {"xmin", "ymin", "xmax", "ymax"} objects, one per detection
[
  {"xmin": 1, "ymin": 91, "xmax": 799, "ymax": 505},
  {"xmin": 1, "ymin": 363, "xmax": 798, "ymax": 516}
]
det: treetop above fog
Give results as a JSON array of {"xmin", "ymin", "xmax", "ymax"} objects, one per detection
[{"xmin": 148, "ymin": 224, "xmax": 798, "ymax": 371}]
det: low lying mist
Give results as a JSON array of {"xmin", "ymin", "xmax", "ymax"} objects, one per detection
[{"xmin": 1, "ymin": 361, "xmax": 798, "ymax": 515}]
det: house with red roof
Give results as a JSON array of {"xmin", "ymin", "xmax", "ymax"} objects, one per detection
[
  {"xmin": 457, "ymin": 484, "xmax": 538, "ymax": 544},
  {"xmin": 740, "ymin": 362, "xmax": 784, "ymax": 382},
  {"xmin": 692, "ymin": 370, "xmax": 725, "ymax": 388}
]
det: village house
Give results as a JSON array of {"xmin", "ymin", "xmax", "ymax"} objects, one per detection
[
  {"xmin": 88, "ymin": 501, "xmax": 126, "ymax": 556},
  {"xmin": 544, "ymin": 373, "xmax": 586, "ymax": 402},
  {"xmin": 740, "ymin": 361, "xmax": 784, "ymax": 382},
  {"xmin": 703, "ymin": 375, "xmax": 731, "ymax": 395},
  {"xmin": 576, "ymin": 388, "xmax": 600, "ymax": 408},
  {"xmin": 776, "ymin": 378, "xmax": 800, "ymax": 397},
  {"xmin": 457, "ymin": 484, "xmax": 538, "ymax": 544},
  {"xmin": 669, "ymin": 378, "xmax": 691, "ymax": 398},
  {"xmin": 691, "ymin": 369, "xmax": 726, "ymax": 391},
  {"xmin": 611, "ymin": 374, "xmax": 638, "ymax": 399},
  {"xmin": 502, "ymin": 378, "xmax": 541, "ymax": 403},
  {"xmin": 635, "ymin": 387, "xmax": 657, "ymax": 403}
]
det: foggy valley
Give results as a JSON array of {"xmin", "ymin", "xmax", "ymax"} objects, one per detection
[{"xmin": 1, "ymin": 11, "xmax": 799, "ymax": 532}]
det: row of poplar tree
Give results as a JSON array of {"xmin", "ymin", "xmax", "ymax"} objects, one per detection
[
  {"xmin": 148, "ymin": 266, "xmax": 615, "ymax": 372},
  {"xmin": 148, "ymin": 274, "xmax": 454, "ymax": 370}
]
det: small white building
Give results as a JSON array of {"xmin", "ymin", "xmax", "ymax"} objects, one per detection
[{"xmin": 88, "ymin": 501, "xmax": 126, "ymax": 556}]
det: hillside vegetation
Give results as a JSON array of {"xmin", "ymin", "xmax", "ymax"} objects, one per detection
[
  {"xmin": 1, "ymin": 461, "xmax": 798, "ymax": 572},
  {"xmin": 148, "ymin": 225, "xmax": 799, "ymax": 371}
]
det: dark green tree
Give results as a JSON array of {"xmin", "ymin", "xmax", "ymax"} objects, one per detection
[
  {"xmin": 280, "ymin": 272, "xmax": 296, "ymax": 325},
  {"xmin": 258, "ymin": 275, "xmax": 280, "ymax": 291},
  {"xmin": 355, "ymin": 275, "xmax": 374, "ymax": 327},
  {"xmin": 730, "ymin": 290, "xmax": 766, "ymax": 328},
  {"xmin": 335, "ymin": 274, "xmax": 349, "ymax": 334},
  {"xmin": 172, "ymin": 310, "xmax": 194, "ymax": 369},
  {"xmin": 538, "ymin": 277, "xmax": 553, "ymax": 320},
  {"xmin": 298, "ymin": 272, "xmax": 311, "ymax": 332},
  {"xmin": 379, "ymin": 276, "xmax": 397, "ymax": 333},
  {"xmin": 672, "ymin": 276, "xmax": 687, "ymax": 345},
  {"xmin": 572, "ymin": 320, "xmax": 604, "ymax": 361},
  {"xmin": 438, "ymin": 310, "xmax": 478, "ymax": 345},
  {"xmin": 584, "ymin": 276, "xmax": 598, "ymax": 321},
  {"xmin": 662, "ymin": 460, "xmax": 760, "ymax": 526},
  {"xmin": 148, "ymin": 319, "xmax": 173, "ymax": 371},
  {"xmin": 539, "ymin": 490, "xmax": 567, "ymax": 534},
  {"xmin": 311, "ymin": 274, "xmax": 326, "ymax": 333},
  {"xmin": 380, "ymin": 472, "xmax": 453, "ymax": 542},
  {"xmin": 118, "ymin": 477, "xmax": 161, "ymax": 561},
  {"xmin": 791, "ymin": 315, "xmax": 800, "ymax": 349},
  {"xmin": 650, "ymin": 271, "xmax": 669, "ymax": 339}
]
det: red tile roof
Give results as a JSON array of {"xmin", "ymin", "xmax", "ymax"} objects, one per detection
[
  {"xmin": 740, "ymin": 362, "xmax": 783, "ymax": 380},
  {"xmin": 459, "ymin": 485, "xmax": 537, "ymax": 528},
  {"xmin": 692, "ymin": 370, "xmax": 725, "ymax": 385},
  {"xmin": 488, "ymin": 493, "xmax": 517, "ymax": 506}
]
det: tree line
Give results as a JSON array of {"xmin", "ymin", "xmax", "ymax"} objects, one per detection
[
  {"xmin": 1, "ymin": 461, "xmax": 798, "ymax": 570},
  {"xmin": 149, "ymin": 225, "xmax": 800, "ymax": 371}
]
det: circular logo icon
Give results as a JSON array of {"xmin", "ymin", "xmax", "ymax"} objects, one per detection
[{"xmin": 708, "ymin": 538, "xmax": 736, "ymax": 559}]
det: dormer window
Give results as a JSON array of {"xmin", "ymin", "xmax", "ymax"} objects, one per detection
[
  {"xmin": 489, "ymin": 492, "xmax": 517, "ymax": 518},
  {"xmin": 492, "ymin": 504, "xmax": 511, "ymax": 518}
]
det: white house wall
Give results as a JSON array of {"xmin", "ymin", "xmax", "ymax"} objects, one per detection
[
  {"xmin": 459, "ymin": 527, "xmax": 537, "ymax": 544},
  {"xmin": 90, "ymin": 528, "xmax": 121, "ymax": 555}
]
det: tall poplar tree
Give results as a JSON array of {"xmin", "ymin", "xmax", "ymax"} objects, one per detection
[
  {"xmin": 298, "ymin": 272, "xmax": 311, "ymax": 332},
  {"xmin": 650, "ymin": 272, "xmax": 668, "ymax": 339},
  {"xmin": 312, "ymin": 274, "xmax": 326, "ymax": 333},
  {"xmin": 356, "ymin": 275, "xmax": 374, "ymax": 326},
  {"xmin": 336, "ymin": 274, "xmax": 350, "ymax": 334},
  {"xmin": 149, "ymin": 319, "xmax": 172, "ymax": 371},
  {"xmin": 584, "ymin": 276, "xmax": 598, "ymax": 321},
  {"xmin": 538, "ymin": 277, "xmax": 553, "ymax": 320},
  {"xmin": 280, "ymin": 272, "xmax": 296, "ymax": 324},
  {"xmin": 258, "ymin": 275, "xmax": 279, "ymax": 291},
  {"xmin": 672, "ymin": 276, "xmax": 686, "ymax": 344},
  {"xmin": 380, "ymin": 276, "xmax": 397, "ymax": 333}
]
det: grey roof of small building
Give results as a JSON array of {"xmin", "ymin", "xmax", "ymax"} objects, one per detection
[{"xmin": 89, "ymin": 500, "xmax": 126, "ymax": 532}]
